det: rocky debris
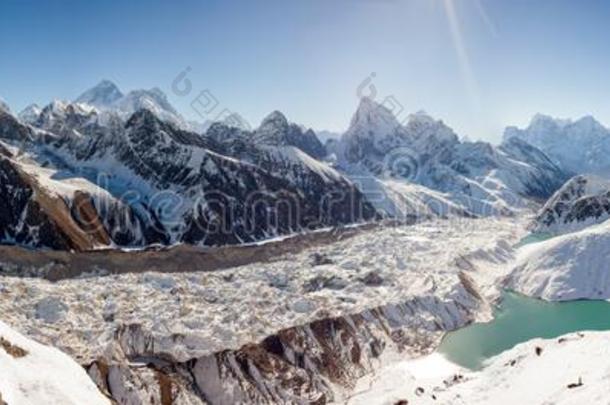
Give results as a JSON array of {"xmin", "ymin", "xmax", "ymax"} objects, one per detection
[
  {"xmin": 310, "ymin": 252, "xmax": 334, "ymax": 266},
  {"xmin": 567, "ymin": 377, "xmax": 583, "ymax": 389},
  {"xmin": 292, "ymin": 298, "xmax": 316, "ymax": 313},
  {"xmin": 302, "ymin": 274, "xmax": 347, "ymax": 292},
  {"xmin": 0, "ymin": 337, "xmax": 28, "ymax": 358},
  {"xmin": 361, "ymin": 271, "xmax": 384, "ymax": 286}
]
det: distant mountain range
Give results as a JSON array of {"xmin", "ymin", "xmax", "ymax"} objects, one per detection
[
  {"xmin": 505, "ymin": 114, "xmax": 610, "ymax": 176},
  {"xmin": 0, "ymin": 80, "xmax": 603, "ymax": 250}
]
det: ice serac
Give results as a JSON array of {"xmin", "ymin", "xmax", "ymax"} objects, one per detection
[
  {"xmin": 504, "ymin": 113, "xmax": 610, "ymax": 176},
  {"xmin": 531, "ymin": 174, "xmax": 610, "ymax": 235},
  {"xmin": 336, "ymin": 97, "xmax": 569, "ymax": 218},
  {"xmin": 75, "ymin": 79, "xmax": 124, "ymax": 108}
]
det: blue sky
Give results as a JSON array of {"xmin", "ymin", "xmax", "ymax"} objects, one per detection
[{"xmin": 1, "ymin": 0, "xmax": 610, "ymax": 142}]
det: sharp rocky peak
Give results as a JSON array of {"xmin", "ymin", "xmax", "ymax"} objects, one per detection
[
  {"xmin": 347, "ymin": 96, "xmax": 402, "ymax": 135},
  {"xmin": 259, "ymin": 110, "xmax": 289, "ymax": 131}
]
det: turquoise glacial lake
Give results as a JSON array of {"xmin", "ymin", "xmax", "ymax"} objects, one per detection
[{"xmin": 438, "ymin": 292, "xmax": 610, "ymax": 370}]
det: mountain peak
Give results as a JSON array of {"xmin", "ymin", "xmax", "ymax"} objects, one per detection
[
  {"xmin": 529, "ymin": 113, "xmax": 575, "ymax": 130},
  {"xmin": 75, "ymin": 80, "xmax": 124, "ymax": 107},
  {"xmin": 0, "ymin": 97, "xmax": 10, "ymax": 114},
  {"xmin": 345, "ymin": 97, "xmax": 402, "ymax": 141},
  {"xmin": 18, "ymin": 104, "xmax": 42, "ymax": 124},
  {"xmin": 260, "ymin": 110, "xmax": 289, "ymax": 129}
]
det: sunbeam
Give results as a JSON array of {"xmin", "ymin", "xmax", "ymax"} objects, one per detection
[
  {"xmin": 443, "ymin": 0, "xmax": 481, "ymax": 111},
  {"xmin": 473, "ymin": 0, "xmax": 498, "ymax": 37}
]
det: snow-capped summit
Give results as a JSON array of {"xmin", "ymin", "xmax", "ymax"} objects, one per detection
[
  {"xmin": 75, "ymin": 79, "xmax": 124, "ymax": 108},
  {"xmin": 348, "ymin": 96, "xmax": 403, "ymax": 136},
  {"xmin": 531, "ymin": 174, "xmax": 610, "ymax": 234},
  {"xmin": 18, "ymin": 103, "xmax": 42, "ymax": 124},
  {"xmin": 255, "ymin": 110, "xmax": 290, "ymax": 141},
  {"xmin": 0, "ymin": 97, "xmax": 10, "ymax": 114},
  {"xmin": 340, "ymin": 97, "xmax": 407, "ymax": 166},
  {"xmin": 33, "ymin": 100, "xmax": 99, "ymax": 137},
  {"xmin": 341, "ymin": 97, "xmax": 459, "ymax": 166},
  {"xmin": 504, "ymin": 114, "xmax": 610, "ymax": 176},
  {"xmin": 110, "ymin": 87, "xmax": 185, "ymax": 128},
  {"xmin": 73, "ymin": 81, "xmax": 188, "ymax": 130}
]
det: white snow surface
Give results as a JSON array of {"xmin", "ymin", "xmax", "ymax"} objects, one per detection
[
  {"xmin": 0, "ymin": 320, "xmax": 109, "ymax": 405},
  {"xmin": 507, "ymin": 220, "xmax": 610, "ymax": 300},
  {"xmin": 347, "ymin": 331, "xmax": 610, "ymax": 405}
]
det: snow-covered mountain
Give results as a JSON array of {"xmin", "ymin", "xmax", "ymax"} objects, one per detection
[
  {"xmin": 17, "ymin": 103, "xmax": 42, "ymax": 124},
  {"xmin": 72, "ymin": 80, "xmax": 188, "ymax": 129},
  {"xmin": 334, "ymin": 97, "xmax": 569, "ymax": 218},
  {"xmin": 504, "ymin": 114, "xmax": 610, "ymax": 176},
  {"xmin": 0, "ymin": 88, "xmax": 579, "ymax": 251},
  {"xmin": 0, "ymin": 102, "xmax": 374, "ymax": 250},
  {"xmin": 531, "ymin": 174, "xmax": 610, "ymax": 235},
  {"xmin": 74, "ymin": 79, "xmax": 124, "ymax": 107}
]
